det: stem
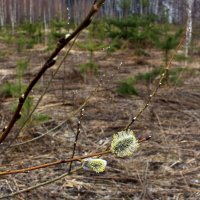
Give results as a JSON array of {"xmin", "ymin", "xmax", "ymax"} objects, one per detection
[
  {"xmin": 0, "ymin": 150, "xmax": 111, "ymax": 176},
  {"xmin": 125, "ymin": 33, "xmax": 186, "ymax": 130},
  {"xmin": 68, "ymin": 108, "xmax": 84, "ymax": 174},
  {"xmin": 0, "ymin": 136, "xmax": 150, "ymax": 177},
  {"xmin": 0, "ymin": 33, "xmax": 79, "ymax": 155},
  {"xmin": 0, "ymin": 0, "xmax": 106, "ymax": 144}
]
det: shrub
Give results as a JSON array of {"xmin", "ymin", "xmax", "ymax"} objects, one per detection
[
  {"xmin": 151, "ymin": 24, "xmax": 183, "ymax": 64},
  {"xmin": 117, "ymin": 77, "xmax": 138, "ymax": 96},
  {"xmin": 0, "ymin": 82, "xmax": 24, "ymax": 98},
  {"xmin": 135, "ymin": 67, "xmax": 163, "ymax": 84},
  {"xmin": 106, "ymin": 15, "xmax": 158, "ymax": 47},
  {"xmin": 79, "ymin": 62, "xmax": 99, "ymax": 74},
  {"xmin": 0, "ymin": 59, "xmax": 29, "ymax": 97},
  {"xmin": 88, "ymin": 20, "xmax": 107, "ymax": 41},
  {"xmin": 135, "ymin": 67, "xmax": 186, "ymax": 86},
  {"xmin": 77, "ymin": 39, "xmax": 105, "ymax": 75}
]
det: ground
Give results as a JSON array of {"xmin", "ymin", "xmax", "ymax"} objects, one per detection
[{"xmin": 0, "ymin": 36, "xmax": 200, "ymax": 200}]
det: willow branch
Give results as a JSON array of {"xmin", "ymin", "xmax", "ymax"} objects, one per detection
[
  {"xmin": 11, "ymin": 87, "xmax": 99, "ymax": 147},
  {"xmin": 0, "ymin": 150, "xmax": 111, "ymax": 176},
  {"xmin": 0, "ymin": 34, "xmax": 79, "ymax": 155},
  {"xmin": 68, "ymin": 108, "xmax": 84, "ymax": 174},
  {"xmin": 0, "ymin": 136, "xmax": 150, "ymax": 176},
  {"xmin": 0, "ymin": 0, "xmax": 106, "ymax": 144},
  {"xmin": 125, "ymin": 33, "xmax": 186, "ymax": 130}
]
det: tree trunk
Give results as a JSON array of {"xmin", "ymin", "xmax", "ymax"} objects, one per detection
[
  {"xmin": 185, "ymin": 0, "xmax": 194, "ymax": 57},
  {"xmin": 29, "ymin": 0, "xmax": 33, "ymax": 22}
]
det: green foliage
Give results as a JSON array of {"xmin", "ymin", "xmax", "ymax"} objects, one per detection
[
  {"xmin": 0, "ymin": 26, "xmax": 14, "ymax": 44},
  {"xmin": 175, "ymin": 54, "xmax": 188, "ymax": 62},
  {"xmin": 16, "ymin": 36, "xmax": 26, "ymax": 52},
  {"xmin": 21, "ymin": 21, "xmax": 38, "ymax": 36},
  {"xmin": 106, "ymin": 15, "xmax": 158, "ymax": 48},
  {"xmin": 0, "ymin": 59, "xmax": 29, "ymax": 97},
  {"xmin": 22, "ymin": 100, "xmax": 49, "ymax": 127},
  {"xmin": 134, "ymin": 48, "xmax": 150, "ymax": 57},
  {"xmin": 167, "ymin": 68, "xmax": 183, "ymax": 86},
  {"xmin": 15, "ymin": 21, "xmax": 43, "ymax": 51},
  {"xmin": 11, "ymin": 97, "xmax": 49, "ymax": 127},
  {"xmin": 153, "ymin": 29, "xmax": 182, "ymax": 51},
  {"xmin": 50, "ymin": 18, "xmax": 69, "ymax": 40},
  {"xmin": 0, "ymin": 34, "xmax": 14, "ymax": 44},
  {"xmin": 77, "ymin": 39, "xmax": 105, "ymax": 75},
  {"xmin": 18, "ymin": 21, "xmax": 44, "ymax": 47},
  {"xmin": 88, "ymin": 20, "xmax": 107, "ymax": 41},
  {"xmin": 0, "ymin": 51, "xmax": 6, "ymax": 58},
  {"xmin": 135, "ymin": 67, "xmax": 186, "ymax": 86},
  {"xmin": 79, "ymin": 62, "xmax": 99, "ymax": 74},
  {"xmin": 117, "ymin": 77, "xmax": 138, "ymax": 96},
  {"xmin": 151, "ymin": 23, "xmax": 183, "ymax": 64},
  {"xmin": 141, "ymin": 0, "xmax": 149, "ymax": 8},
  {"xmin": 26, "ymin": 38, "xmax": 36, "ymax": 49},
  {"xmin": 50, "ymin": 31, "xmax": 64, "ymax": 40},
  {"xmin": 0, "ymin": 22, "xmax": 39, "ymax": 50},
  {"xmin": 118, "ymin": 0, "xmax": 131, "ymax": 16},
  {"xmin": 135, "ymin": 67, "xmax": 163, "ymax": 83},
  {"xmin": 0, "ymin": 58, "xmax": 49, "ymax": 128},
  {"xmin": 0, "ymin": 82, "xmax": 24, "ymax": 97},
  {"xmin": 77, "ymin": 39, "xmax": 106, "ymax": 52},
  {"xmin": 33, "ymin": 113, "xmax": 50, "ymax": 123},
  {"xmin": 51, "ymin": 18, "xmax": 67, "ymax": 31},
  {"xmin": 17, "ymin": 59, "xmax": 29, "ymax": 76},
  {"xmin": 16, "ymin": 37, "xmax": 36, "ymax": 52},
  {"xmin": 106, "ymin": 39, "xmax": 122, "ymax": 53},
  {"xmin": 105, "ymin": 15, "xmax": 182, "ymax": 55}
]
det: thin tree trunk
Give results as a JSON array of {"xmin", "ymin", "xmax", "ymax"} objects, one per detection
[
  {"xmin": 185, "ymin": 0, "xmax": 194, "ymax": 57},
  {"xmin": 0, "ymin": 0, "xmax": 5, "ymax": 26},
  {"xmin": 9, "ymin": 0, "xmax": 15, "ymax": 33},
  {"xmin": 29, "ymin": 0, "xmax": 33, "ymax": 22},
  {"xmin": 140, "ymin": 0, "xmax": 143, "ymax": 15}
]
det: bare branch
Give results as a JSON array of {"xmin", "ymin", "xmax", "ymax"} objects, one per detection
[
  {"xmin": 0, "ymin": 0, "xmax": 106, "ymax": 145},
  {"xmin": 68, "ymin": 108, "xmax": 84, "ymax": 174},
  {"xmin": 0, "ymin": 137, "xmax": 149, "ymax": 176},
  {"xmin": 125, "ymin": 32, "xmax": 186, "ymax": 130},
  {"xmin": 0, "ymin": 150, "xmax": 111, "ymax": 176}
]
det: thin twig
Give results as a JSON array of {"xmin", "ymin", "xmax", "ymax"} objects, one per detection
[
  {"xmin": 125, "ymin": 33, "xmax": 186, "ymax": 130},
  {"xmin": 0, "ymin": 137, "xmax": 149, "ymax": 176},
  {"xmin": 0, "ymin": 0, "xmax": 106, "ymax": 144},
  {"xmin": 11, "ymin": 86, "xmax": 99, "ymax": 147},
  {"xmin": 12, "ymin": 120, "xmax": 67, "ymax": 147},
  {"xmin": 0, "ymin": 34, "xmax": 79, "ymax": 154},
  {"xmin": 0, "ymin": 167, "xmax": 82, "ymax": 199},
  {"xmin": 68, "ymin": 108, "xmax": 84, "ymax": 174},
  {"xmin": 0, "ymin": 150, "xmax": 111, "ymax": 176}
]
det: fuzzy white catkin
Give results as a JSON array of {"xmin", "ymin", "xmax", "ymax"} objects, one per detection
[
  {"xmin": 111, "ymin": 129, "xmax": 139, "ymax": 157},
  {"xmin": 82, "ymin": 158, "xmax": 107, "ymax": 173}
]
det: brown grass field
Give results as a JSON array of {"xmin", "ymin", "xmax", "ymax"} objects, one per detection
[{"xmin": 0, "ymin": 33, "xmax": 200, "ymax": 199}]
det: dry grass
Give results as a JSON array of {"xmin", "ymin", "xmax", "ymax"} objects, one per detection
[{"xmin": 0, "ymin": 41, "xmax": 200, "ymax": 199}]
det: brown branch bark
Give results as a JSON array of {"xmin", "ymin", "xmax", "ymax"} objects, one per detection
[
  {"xmin": 0, "ymin": 150, "xmax": 111, "ymax": 176},
  {"xmin": 0, "ymin": 0, "xmax": 106, "ymax": 145},
  {"xmin": 0, "ymin": 137, "xmax": 150, "ymax": 176}
]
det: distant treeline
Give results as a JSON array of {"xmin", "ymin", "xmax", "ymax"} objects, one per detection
[{"xmin": 0, "ymin": 0, "xmax": 200, "ymax": 27}]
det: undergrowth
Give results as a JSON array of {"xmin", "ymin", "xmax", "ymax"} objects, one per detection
[{"xmin": 0, "ymin": 1, "xmax": 190, "ymax": 199}]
